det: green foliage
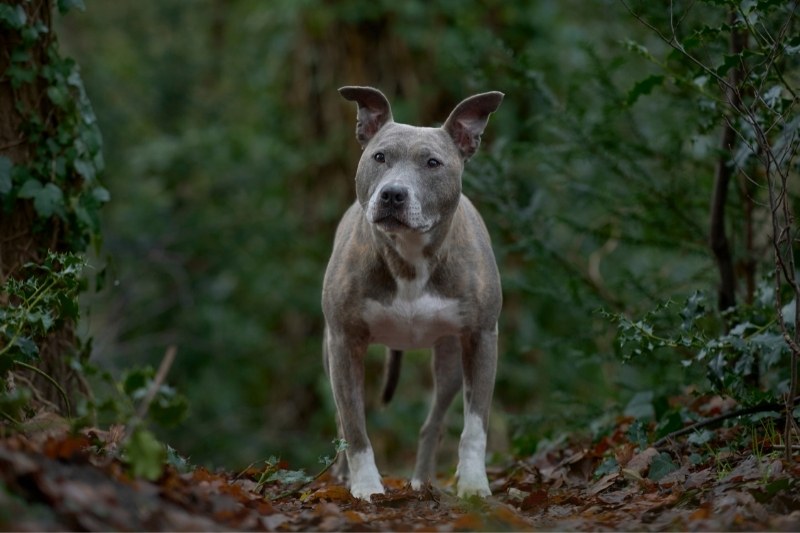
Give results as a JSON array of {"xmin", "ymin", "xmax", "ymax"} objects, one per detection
[
  {"xmin": 119, "ymin": 366, "xmax": 189, "ymax": 428},
  {"xmin": 605, "ymin": 0, "xmax": 799, "ymax": 410},
  {"xmin": 606, "ymin": 286, "xmax": 792, "ymax": 402},
  {"xmin": 0, "ymin": 2, "xmax": 108, "ymax": 252},
  {"xmin": 53, "ymin": 0, "xmax": 798, "ymax": 470},
  {"xmin": 124, "ymin": 426, "xmax": 167, "ymax": 481},
  {"xmin": 0, "ymin": 252, "xmax": 85, "ymax": 367},
  {"xmin": 0, "ymin": 2, "xmax": 196, "ymax": 485},
  {"xmin": 255, "ymin": 439, "xmax": 347, "ymax": 496},
  {"xmin": 648, "ymin": 452, "xmax": 679, "ymax": 481}
]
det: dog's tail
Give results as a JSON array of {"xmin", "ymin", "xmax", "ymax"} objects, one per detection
[{"xmin": 381, "ymin": 349, "xmax": 403, "ymax": 404}]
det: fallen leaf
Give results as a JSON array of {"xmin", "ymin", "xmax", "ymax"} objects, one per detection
[
  {"xmin": 343, "ymin": 509, "xmax": 368, "ymax": 523},
  {"xmin": 597, "ymin": 489, "xmax": 629, "ymax": 505},
  {"xmin": 586, "ymin": 472, "xmax": 619, "ymax": 496},
  {"xmin": 43, "ymin": 435, "xmax": 90, "ymax": 460},
  {"xmin": 490, "ymin": 503, "xmax": 535, "ymax": 530},
  {"xmin": 689, "ymin": 503, "xmax": 711, "ymax": 521},
  {"xmin": 261, "ymin": 512, "xmax": 290, "ymax": 530},
  {"xmin": 305, "ymin": 484, "xmax": 353, "ymax": 502},
  {"xmin": 615, "ymin": 442, "xmax": 635, "ymax": 466},
  {"xmin": 520, "ymin": 489, "xmax": 548, "ymax": 511},
  {"xmin": 684, "ymin": 467, "xmax": 715, "ymax": 489},
  {"xmin": 450, "ymin": 512, "xmax": 484, "ymax": 530},
  {"xmin": 507, "ymin": 487, "xmax": 528, "ymax": 502},
  {"xmin": 626, "ymin": 447, "xmax": 659, "ymax": 476}
]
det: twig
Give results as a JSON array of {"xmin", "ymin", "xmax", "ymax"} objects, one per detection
[
  {"xmin": 123, "ymin": 346, "xmax": 177, "ymax": 441},
  {"xmin": 233, "ymin": 459, "xmax": 263, "ymax": 481},
  {"xmin": 654, "ymin": 395, "xmax": 800, "ymax": 449},
  {"xmin": 14, "ymin": 360, "xmax": 71, "ymax": 418},
  {"xmin": 0, "ymin": 139, "xmax": 25, "ymax": 151}
]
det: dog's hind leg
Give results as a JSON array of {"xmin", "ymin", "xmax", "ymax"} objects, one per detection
[
  {"xmin": 455, "ymin": 328, "xmax": 498, "ymax": 497},
  {"xmin": 411, "ymin": 335, "xmax": 462, "ymax": 490}
]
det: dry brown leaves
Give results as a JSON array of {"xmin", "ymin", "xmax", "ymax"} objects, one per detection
[{"xmin": 1, "ymin": 410, "xmax": 800, "ymax": 531}]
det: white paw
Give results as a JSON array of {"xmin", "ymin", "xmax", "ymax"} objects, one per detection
[
  {"xmin": 456, "ymin": 469, "xmax": 491, "ymax": 498},
  {"xmin": 350, "ymin": 479, "xmax": 385, "ymax": 501},
  {"xmin": 348, "ymin": 449, "xmax": 385, "ymax": 501},
  {"xmin": 410, "ymin": 478, "xmax": 424, "ymax": 491},
  {"xmin": 456, "ymin": 412, "xmax": 491, "ymax": 498}
]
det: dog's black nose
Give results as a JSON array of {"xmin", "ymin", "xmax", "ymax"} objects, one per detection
[{"xmin": 379, "ymin": 185, "xmax": 407, "ymax": 207}]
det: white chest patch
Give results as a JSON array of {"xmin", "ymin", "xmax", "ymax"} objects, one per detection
[{"xmin": 363, "ymin": 287, "xmax": 462, "ymax": 351}]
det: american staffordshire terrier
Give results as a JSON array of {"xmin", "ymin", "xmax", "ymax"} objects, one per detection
[{"xmin": 322, "ymin": 86, "xmax": 503, "ymax": 501}]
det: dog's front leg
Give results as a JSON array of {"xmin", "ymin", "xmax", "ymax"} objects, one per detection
[
  {"xmin": 456, "ymin": 327, "xmax": 498, "ymax": 498},
  {"xmin": 326, "ymin": 330, "xmax": 385, "ymax": 501}
]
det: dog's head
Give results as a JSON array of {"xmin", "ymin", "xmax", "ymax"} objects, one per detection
[{"xmin": 340, "ymin": 86, "xmax": 503, "ymax": 236}]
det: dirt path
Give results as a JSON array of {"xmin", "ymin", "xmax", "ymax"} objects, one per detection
[{"xmin": 2, "ymin": 414, "xmax": 799, "ymax": 531}]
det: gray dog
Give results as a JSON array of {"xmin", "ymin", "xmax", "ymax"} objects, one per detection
[{"xmin": 322, "ymin": 86, "xmax": 503, "ymax": 501}]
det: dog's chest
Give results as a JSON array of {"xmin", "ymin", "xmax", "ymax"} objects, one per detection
[{"xmin": 362, "ymin": 278, "xmax": 462, "ymax": 350}]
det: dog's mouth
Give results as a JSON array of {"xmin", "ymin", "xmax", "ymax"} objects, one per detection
[{"xmin": 374, "ymin": 215, "xmax": 409, "ymax": 232}]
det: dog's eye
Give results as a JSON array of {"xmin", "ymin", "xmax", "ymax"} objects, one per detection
[
  {"xmin": 427, "ymin": 158, "xmax": 441, "ymax": 168},
  {"xmin": 373, "ymin": 152, "xmax": 386, "ymax": 163}
]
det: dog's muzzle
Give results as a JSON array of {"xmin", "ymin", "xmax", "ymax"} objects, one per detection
[{"xmin": 372, "ymin": 184, "xmax": 412, "ymax": 231}]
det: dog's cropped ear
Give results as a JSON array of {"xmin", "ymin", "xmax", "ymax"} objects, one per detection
[
  {"xmin": 443, "ymin": 92, "xmax": 504, "ymax": 160},
  {"xmin": 339, "ymin": 86, "xmax": 394, "ymax": 149}
]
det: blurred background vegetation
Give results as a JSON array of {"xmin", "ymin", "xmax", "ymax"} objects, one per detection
[{"xmin": 39, "ymin": 0, "xmax": 797, "ymax": 473}]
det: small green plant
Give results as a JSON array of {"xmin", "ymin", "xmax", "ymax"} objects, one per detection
[
  {"xmin": 252, "ymin": 438, "xmax": 348, "ymax": 498},
  {"xmin": 0, "ymin": 252, "xmax": 86, "ymax": 420},
  {"xmin": 93, "ymin": 349, "xmax": 190, "ymax": 480},
  {"xmin": 0, "ymin": 252, "xmax": 85, "ymax": 364}
]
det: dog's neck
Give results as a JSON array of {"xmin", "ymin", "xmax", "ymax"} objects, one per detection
[{"xmin": 371, "ymin": 206, "xmax": 456, "ymax": 285}]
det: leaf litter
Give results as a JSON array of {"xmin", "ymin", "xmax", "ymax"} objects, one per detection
[{"xmin": 1, "ymin": 396, "xmax": 800, "ymax": 531}]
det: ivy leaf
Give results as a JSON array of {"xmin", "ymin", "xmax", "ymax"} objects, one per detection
[
  {"xmin": 6, "ymin": 65, "xmax": 36, "ymax": 87},
  {"xmin": 73, "ymin": 158, "xmax": 95, "ymax": 181},
  {"xmin": 18, "ymin": 179, "xmax": 42, "ymax": 199},
  {"xmin": 47, "ymin": 85, "xmax": 71, "ymax": 109},
  {"xmin": 0, "ymin": 4, "xmax": 27, "ymax": 29},
  {"xmin": 124, "ymin": 427, "xmax": 166, "ymax": 481},
  {"xmin": 624, "ymin": 391, "xmax": 655, "ymax": 420},
  {"xmin": 648, "ymin": 452, "xmax": 679, "ymax": 481},
  {"xmin": 34, "ymin": 183, "xmax": 65, "ymax": 218},
  {"xmin": 150, "ymin": 388, "xmax": 190, "ymax": 428},
  {"xmin": 0, "ymin": 156, "xmax": 12, "ymax": 195},
  {"xmin": 687, "ymin": 429, "xmax": 714, "ymax": 446},
  {"xmin": 122, "ymin": 367, "xmax": 154, "ymax": 397},
  {"xmin": 267, "ymin": 468, "xmax": 312, "ymax": 485},
  {"xmin": 92, "ymin": 186, "xmax": 110, "ymax": 203},
  {"xmin": 594, "ymin": 457, "xmax": 619, "ymax": 478},
  {"xmin": 57, "ymin": 0, "xmax": 86, "ymax": 14}
]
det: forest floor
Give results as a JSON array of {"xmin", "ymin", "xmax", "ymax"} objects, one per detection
[{"xmin": 2, "ymin": 395, "xmax": 800, "ymax": 531}]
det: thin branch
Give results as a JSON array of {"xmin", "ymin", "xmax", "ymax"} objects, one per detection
[
  {"xmin": 13, "ymin": 360, "xmax": 71, "ymax": 418},
  {"xmin": 654, "ymin": 395, "xmax": 800, "ymax": 448},
  {"xmin": 619, "ymin": 0, "xmax": 737, "ymax": 94},
  {"xmin": 123, "ymin": 346, "xmax": 177, "ymax": 441}
]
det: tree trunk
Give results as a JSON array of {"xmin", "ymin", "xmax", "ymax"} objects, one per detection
[
  {"xmin": 709, "ymin": 10, "xmax": 747, "ymax": 317},
  {"xmin": 1, "ymin": 0, "xmax": 85, "ymax": 415}
]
